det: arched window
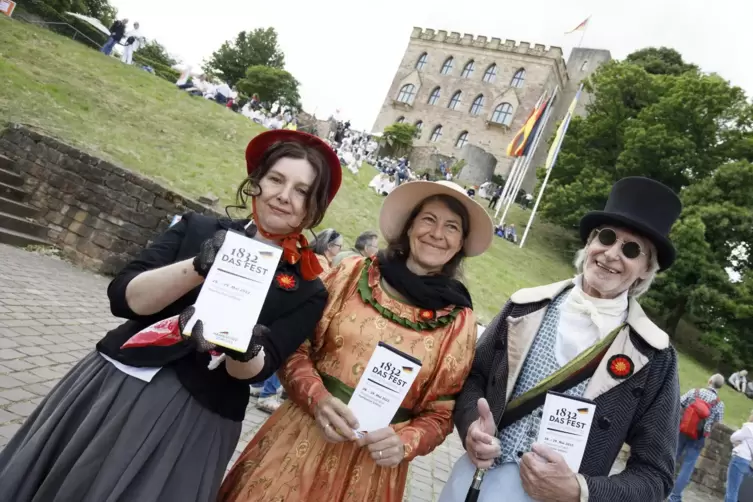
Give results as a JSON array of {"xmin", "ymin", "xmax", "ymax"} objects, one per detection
[
  {"xmin": 430, "ymin": 125, "xmax": 443, "ymax": 142},
  {"xmin": 470, "ymin": 95, "xmax": 484, "ymax": 116},
  {"xmin": 440, "ymin": 57, "xmax": 454, "ymax": 75},
  {"xmin": 511, "ymin": 69, "xmax": 526, "ymax": 88},
  {"xmin": 416, "ymin": 52, "xmax": 428, "ymax": 71},
  {"xmin": 396, "ymin": 84, "xmax": 416, "ymax": 104},
  {"xmin": 580, "ymin": 60, "xmax": 589, "ymax": 71},
  {"xmin": 455, "ymin": 131, "xmax": 469, "ymax": 148},
  {"xmin": 448, "ymin": 90, "xmax": 462, "ymax": 110},
  {"xmin": 483, "ymin": 64, "xmax": 497, "ymax": 83},
  {"xmin": 461, "ymin": 60, "xmax": 475, "ymax": 78},
  {"xmin": 491, "ymin": 102, "xmax": 514, "ymax": 126},
  {"xmin": 414, "ymin": 120, "xmax": 423, "ymax": 138},
  {"xmin": 427, "ymin": 87, "xmax": 441, "ymax": 105},
  {"xmin": 395, "ymin": 116, "xmax": 405, "ymax": 123}
]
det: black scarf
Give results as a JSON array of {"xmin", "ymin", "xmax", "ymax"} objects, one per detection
[{"xmin": 377, "ymin": 252, "xmax": 473, "ymax": 311}]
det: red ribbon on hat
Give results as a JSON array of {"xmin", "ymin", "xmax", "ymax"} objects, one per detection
[{"xmin": 251, "ymin": 198, "xmax": 322, "ymax": 281}]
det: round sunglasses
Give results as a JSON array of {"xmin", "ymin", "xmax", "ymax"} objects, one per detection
[{"xmin": 595, "ymin": 228, "xmax": 646, "ymax": 259}]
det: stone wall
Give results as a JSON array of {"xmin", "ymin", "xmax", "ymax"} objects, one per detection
[
  {"xmin": 458, "ymin": 144, "xmax": 497, "ymax": 185},
  {"xmin": 613, "ymin": 424, "xmax": 732, "ymax": 500},
  {"xmin": 0, "ymin": 124, "xmax": 218, "ymax": 274}
]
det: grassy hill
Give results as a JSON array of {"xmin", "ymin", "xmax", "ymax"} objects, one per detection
[{"xmin": 2, "ymin": 16, "xmax": 751, "ymax": 425}]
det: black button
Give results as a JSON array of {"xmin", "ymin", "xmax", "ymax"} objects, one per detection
[
  {"xmin": 495, "ymin": 339, "xmax": 505, "ymax": 350},
  {"xmin": 632, "ymin": 387, "xmax": 644, "ymax": 398},
  {"xmin": 517, "ymin": 451, "xmax": 524, "ymax": 458},
  {"xmin": 598, "ymin": 417, "xmax": 611, "ymax": 430}
]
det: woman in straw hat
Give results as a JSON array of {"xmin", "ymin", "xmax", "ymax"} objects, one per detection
[
  {"xmin": 219, "ymin": 180, "xmax": 494, "ymax": 502},
  {"xmin": 441, "ymin": 177, "xmax": 684, "ymax": 502},
  {"xmin": 0, "ymin": 130, "xmax": 342, "ymax": 502}
]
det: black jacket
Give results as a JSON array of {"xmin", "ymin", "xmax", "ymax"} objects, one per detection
[
  {"xmin": 109, "ymin": 20, "xmax": 126, "ymax": 40},
  {"xmin": 97, "ymin": 212, "xmax": 328, "ymax": 421}
]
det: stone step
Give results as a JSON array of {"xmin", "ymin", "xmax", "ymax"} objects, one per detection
[
  {"xmin": 0, "ymin": 226, "xmax": 52, "ymax": 249},
  {"xmin": 0, "ymin": 154, "xmax": 16, "ymax": 173},
  {"xmin": 0, "ymin": 166, "xmax": 24, "ymax": 187},
  {"xmin": 0, "ymin": 195, "xmax": 37, "ymax": 219},
  {"xmin": 0, "ymin": 210, "xmax": 48, "ymax": 239},
  {"xmin": 0, "ymin": 180, "xmax": 26, "ymax": 202}
]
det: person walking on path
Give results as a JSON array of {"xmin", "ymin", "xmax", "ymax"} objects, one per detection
[
  {"xmin": 669, "ymin": 374, "xmax": 726, "ymax": 502},
  {"xmin": 442, "ymin": 177, "xmax": 684, "ymax": 502},
  {"xmin": 0, "ymin": 130, "xmax": 342, "ymax": 502},
  {"xmin": 488, "ymin": 186, "xmax": 502, "ymax": 209},
  {"xmin": 101, "ymin": 18, "xmax": 127, "ymax": 55},
  {"xmin": 725, "ymin": 412, "xmax": 753, "ymax": 502},
  {"xmin": 218, "ymin": 180, "xmax": 493, "ymax": 502}
]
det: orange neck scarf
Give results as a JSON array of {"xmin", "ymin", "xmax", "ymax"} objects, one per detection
[{"xmin": 251, "ymin": 199, "xmax": 323, "ymax": 281}]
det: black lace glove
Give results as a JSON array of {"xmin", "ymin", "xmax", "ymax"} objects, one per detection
[
  {"xmin": 192, "ymin": 223, "xmax": 258, "ymax": 278},
  {"xmin": 178, "ymin": 306, "xmax": 267, "ymax": 362}
]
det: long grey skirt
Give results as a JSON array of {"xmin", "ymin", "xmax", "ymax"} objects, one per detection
[{"xmin": 0, "ymin": 351, "xmax": 242, "ymax": 502}]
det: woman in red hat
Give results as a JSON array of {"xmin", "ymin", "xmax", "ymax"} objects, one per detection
[{"xmin": 0, "ymin": 130, "xmax": 342, "ymax": 502}]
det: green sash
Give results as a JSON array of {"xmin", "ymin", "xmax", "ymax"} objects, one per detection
[
  {"xmin": 498, "ymin": 323, "xmax": 625, "ymax": 430},
  {"xmin": 320, "ymin": 373, "xmax": 414, "ymax": 424}
]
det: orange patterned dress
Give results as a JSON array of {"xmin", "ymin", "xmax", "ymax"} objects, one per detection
[{"xmin": 218, "ymin": 257, "xmax": 477, "ymax": 502}]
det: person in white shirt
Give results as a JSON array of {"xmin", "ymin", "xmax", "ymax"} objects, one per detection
[
  {"xmin": 726, "ymin": 413, "xmax": 753, "ymax": 502},
  {"xmin": 730, "ymin": 370, "xmax": 749, "ymax": 393},
  {"xmin": 120, "ymin": 22, "xmax": 144, "ymax": 65}
]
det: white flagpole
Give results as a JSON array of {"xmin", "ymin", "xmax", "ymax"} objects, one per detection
[
  {"xmin": 519, "ymin": 84, "xmax": 581, "ymax": 248},
  {"xmin": 518, "ymin": 131, "xmax": 566, "ymax": 248},
  {"xmin": 577, "ymin": 19, "xmax": 589, "ymax": 48},
  {"xmin": 495, "ymin": 157, "xmax": 521, "ymax": 217},
  {"xmin": 497, "ymin": 86, "xmax": 558, "ymax": 227}
]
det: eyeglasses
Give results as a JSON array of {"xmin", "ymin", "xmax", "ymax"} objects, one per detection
[{"xmin": 595, "ymin": 228, "xmax": 646, "ymax": 259}]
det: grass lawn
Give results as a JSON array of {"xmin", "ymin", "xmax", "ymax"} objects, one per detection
[{"xmin": 2, "ymin": 16, "xmax": 749, "ymax": 425}]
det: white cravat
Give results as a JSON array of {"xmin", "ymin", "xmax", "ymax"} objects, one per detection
[{"xmin": 555, "ymin": 276, "xmax": 628, "ymax": 366}]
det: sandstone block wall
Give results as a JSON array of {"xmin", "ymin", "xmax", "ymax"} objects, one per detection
[{"xmin": 0, "ymin": 124, "xmax": 218, "ymax": 274}]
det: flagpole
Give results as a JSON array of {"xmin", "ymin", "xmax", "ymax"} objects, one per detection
[
  {"xmin": 495, "ymin": 157, "xmax": 520, "ymax": 217},
  {"xmin": 519, "ymin": 83, "xmax": 583, "ymax": 248},
  {"xmin": 577, "ymin": 16, "xmax": 590, "ymax": 47},
  {"xmin": 497, "ymin": 86, "xmax": 558, "ymax": 227}
]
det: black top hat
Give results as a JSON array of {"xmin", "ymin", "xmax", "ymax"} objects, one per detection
[{"xmin": 579, "ymin": 177, "xmax": 682, "ymax": 271}]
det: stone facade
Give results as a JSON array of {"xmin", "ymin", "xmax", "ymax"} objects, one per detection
[
  {"xmin": 372, "ymin": 27, "xmax": 611, "ymax": 191},
  {"xmin": 0, "ymin": 124, "xmax": 217, "ymax": 274},
  {"xmin": 457, "ymin": 144, "xmax": 496, "ymax": 185}
]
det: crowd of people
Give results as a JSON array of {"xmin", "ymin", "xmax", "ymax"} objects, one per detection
[{"xmin": 0, "ymin": 124, "xmax": 751, "ymax": 502}]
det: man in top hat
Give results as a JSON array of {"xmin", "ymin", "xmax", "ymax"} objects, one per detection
[{"xmin": 439, "ymin": 177, "xmax": 683, "ymax": 502}]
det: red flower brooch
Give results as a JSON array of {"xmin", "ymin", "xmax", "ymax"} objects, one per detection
[
  {"xmin": 275, "ymin": 272, "xmax": 297, "ymax": 291},
  {"xmin": 418, "ymin": 309, "xmax": 435, "ymax": 321},
  {"xmin": 607, "ymin": 354, "xmax": 634, "ymax": 379}
]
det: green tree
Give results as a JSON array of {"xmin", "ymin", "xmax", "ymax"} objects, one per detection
[
  {"xmin": 203, "ymin": 28, "xmax": 285, "ymax": 87},
  {"xmin": 538, "ymin": 54, "xmax": 751, "ymax": 229},
  {"xmin": 236, "ymin": 65, "xmax": 301, "ymax": 110},
  {"xmin": 134, "ymin": 40, "xmax": 179, "ymax": 82},
  {"xmin": 381, "ymin": 123, "xmax": 417, "ymax": 157},
  {"xmin": 625, "ymin": 47, "xmax": 698, "ymax": 76}
]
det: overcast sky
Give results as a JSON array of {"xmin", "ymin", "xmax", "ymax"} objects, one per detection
[{"xmin": 111, "ymin": 0, "xmax": 751, "ymax": 131}]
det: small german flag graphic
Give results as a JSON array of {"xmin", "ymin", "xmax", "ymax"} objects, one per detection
[
  {"xmin": 402, "ymin": 366, "xmax": 414, "ymax": 373},
  {"xmin": 577, "ymin": 408, "xmax": 590, "ymax": 415}
]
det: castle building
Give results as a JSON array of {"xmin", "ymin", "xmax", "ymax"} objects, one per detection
[{"xmin": 372, "ymin": 27, "xmax": 611, "ymax": 191}]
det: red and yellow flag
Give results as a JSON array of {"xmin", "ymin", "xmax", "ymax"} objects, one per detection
[
  {"xmin": 506, "ymin": 96, "xmax": 549, "ymax": 158},
  {"xmin": 565, "ymin": 16, "xmax": 590, "ymax": 34}
]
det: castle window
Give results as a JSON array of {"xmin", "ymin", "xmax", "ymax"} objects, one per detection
[
  {"xmin": 483, "ymin": 64, "xmax": 497, "ymax": 83},
  {"xmin": 455, "ymin": 131, "xmax": 469, "ymax": 148},
  {"xmin": 396, "ymin": 84, "xmax": 416, "ymax": 104},
  {"xmin": 461, "ymin": 60, "xmax": 475, "ymax": 78},
  {"xmin": 511, "ymin": 69, "xmax": 526, "ymax": 88},
  {"xmin": 428, "ymin": 87, "xmax": 441, "ymax": 105},
  {"xmin": 416, "ymin": 53, "xmax": 428, "ymax": 71},
  {"xmin": 395, "ymin": 116, "xmax": 405, "ymax": 123},
  {"xmin": 448, "ymin": 91, "xmax": 462, "ymax": 110},
  {"xmin": 580, "ymin": 60, "xmax": 589, "ymax": 71},
  {"xmin": 414, "ymin": 120, "xmax": 423, "ymax": 138},
  {"xmin": 491, "ymin": 103, "xmax": 513, "ymax": 125},
  {"xmin": 440, "ymin": 57, "xmax": 454, "ymax": 75},
  {"xmin": 470, "ymin": 95, "xmax": 484, "ymax": 116},
  {"xmin": 430, "ymin": 125, "xmax": 443, "ymax": 142}
]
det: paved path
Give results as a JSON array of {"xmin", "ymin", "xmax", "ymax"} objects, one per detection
[{"xmin": 0, "ymin": 243, "xmax": 715, "ymax": 501}]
